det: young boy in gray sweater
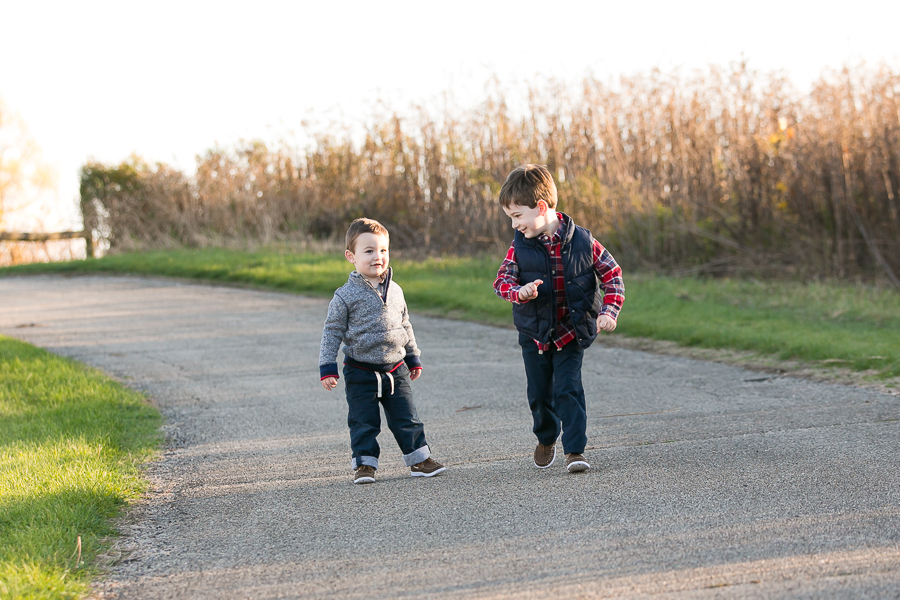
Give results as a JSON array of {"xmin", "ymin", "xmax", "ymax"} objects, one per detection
[{"xmin": 319, "ymin": 218, "xmax": 445, "ymax": 484}]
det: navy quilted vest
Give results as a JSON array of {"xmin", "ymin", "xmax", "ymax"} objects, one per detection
[{"xmin": 512, "ymin": 220, "xmax": 603, "ymax": 349}]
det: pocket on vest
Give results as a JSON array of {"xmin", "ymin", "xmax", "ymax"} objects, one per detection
[
  {"xmin": 566, "ymin": 285, "xmax": 585, "ymax": 302},
  {"xmin": 513, "ymin": 302, "xmax": 539, "ymax": 337}
]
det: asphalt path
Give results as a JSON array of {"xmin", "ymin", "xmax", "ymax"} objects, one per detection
[{"xmin": 2, "ymin": 275, "xmax": 899, "ymax": 599}]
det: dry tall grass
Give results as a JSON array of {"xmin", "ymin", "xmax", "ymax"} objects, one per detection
[{"xmin": 81, "ymin": 63, "xmax": 900, "ymax": 282}]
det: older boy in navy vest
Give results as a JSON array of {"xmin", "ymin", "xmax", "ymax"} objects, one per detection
[{"xmin": 493, "ymin": 164, "xmax": 624, "ymax": 473}]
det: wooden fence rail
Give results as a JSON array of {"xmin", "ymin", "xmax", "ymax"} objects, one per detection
[{"xmin": 0, "ymin": 231, "xmax": 94, "ymax": 258}]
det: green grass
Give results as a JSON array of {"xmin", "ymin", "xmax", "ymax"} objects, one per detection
[
  {"xmin": 622, "ymin": 276, "xmax": 900, "ymax": 377},
  {"xmin": 4, "ymin": 248, "xmax": 900, "ymax": 378},
  {"xmin": 0, "ymin": 336, "xmax": 162, "ymax": 599}
]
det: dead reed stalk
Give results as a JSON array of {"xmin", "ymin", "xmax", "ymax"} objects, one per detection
[{"xmin": 81, "ymin": 63, "xmax": 900, "ymax": 282}]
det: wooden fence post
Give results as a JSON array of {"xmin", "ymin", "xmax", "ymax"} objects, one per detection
[{"xmin": 0, "ymin": 231, "xmax": 95, "ymax": 258}]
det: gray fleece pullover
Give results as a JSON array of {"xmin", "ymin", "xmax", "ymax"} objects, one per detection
[{"xmin": 318, "ymin": 268, "xmax": 422, "ymax": 379}]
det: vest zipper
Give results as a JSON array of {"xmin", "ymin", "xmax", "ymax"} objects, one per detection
[{"xmin": 544, "ymin": 240, "xmax": 555, "ymax": 345}]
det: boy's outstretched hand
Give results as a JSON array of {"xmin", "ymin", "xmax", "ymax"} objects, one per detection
[
  {"xmin": 410, "ymin": 368, "xmax": 422, "ymax": 381},
  {"xmin": 597, "ymin": 314, "xmax": 617, "ymax": 332},
  {"xmin": 321, "ymin": 376, "xmax": 338, "ymax": 391},
  {"xmin": 517, "ymin": 279, "xmax": 543, "ymax": 302}
]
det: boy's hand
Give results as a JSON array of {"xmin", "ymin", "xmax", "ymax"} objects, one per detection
[
  {"xmin": 597, "ymin": 314, "xmax": 617, "ymax": 332},
  {"xmin": 410, "ymin": 368, "xmax": 422, "ymax": 381},
  {"xmin": 321, "ymin": 377, "xmax": 338, "ymax": 391},
  {"xmin": 517, "ymin": 279, "xmax": 543, "ymax": 302}
]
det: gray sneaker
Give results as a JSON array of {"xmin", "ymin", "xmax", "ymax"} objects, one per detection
[
  {"xmin": 410, "ymin": 457, "xmax": 445, "ymax": 477},
  {"xmin": 565, "ymin": 453, "xmax": 590, "ymax": 473},
  {"xmin": 353, "ymin": 465, "xmax": 376, "ymax": 484},
  {"xmin": 534, "ymin": 442, "xmax": 557, "ymax": 468}
]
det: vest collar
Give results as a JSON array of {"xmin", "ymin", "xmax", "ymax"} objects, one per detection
[{"xmin": 520, "ymin": 211, "xmax": 575, "ymax": 247}]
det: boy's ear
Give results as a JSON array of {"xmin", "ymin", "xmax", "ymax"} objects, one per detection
[
  {"xmin": 344, "ymin": 249, "xmax": 355, "ymax": 264},
  {"xmin": 537, "ymin": 200, "xmax": 548, "ymax": 215}
]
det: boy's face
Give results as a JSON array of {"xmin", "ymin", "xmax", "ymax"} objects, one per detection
[
  {"xmin": 502, "ymin": 201, "xmax": 554, "ymax": 238},
  {"xmin": 345, "ymin": 232, "xmax": 389, "ymax": 281}
]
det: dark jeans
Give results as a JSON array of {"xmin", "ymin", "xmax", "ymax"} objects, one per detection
[
  {"xmin": 343, "ymin": 363, "xmax": 430, "ymax": 470},
  {"xmin": 520, "ymin": 340, "xmax": 587, "ymax": 454}
]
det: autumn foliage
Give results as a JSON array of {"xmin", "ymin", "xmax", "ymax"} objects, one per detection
[{"xmin": 81, "ymin": 63, "xmax": 900, "ymax": 282}]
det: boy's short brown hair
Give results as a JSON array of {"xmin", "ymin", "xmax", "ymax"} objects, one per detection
[
  {"xmin": 498, "ymin": 164, "xmax": 558, "ymax": 209},
  {"xmin": 345, "ymin": 218, "xmax": 390, "ymax": 253}
]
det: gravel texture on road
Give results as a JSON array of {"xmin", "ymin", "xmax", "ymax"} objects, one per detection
[{"xmin": 2, "ymin": 275, "xmax": 898, "ymax": 599}]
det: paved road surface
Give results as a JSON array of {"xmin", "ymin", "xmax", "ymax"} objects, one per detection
[{"xmin": 2, "ymin": 275, "xmax": 898, "ymax": 599}]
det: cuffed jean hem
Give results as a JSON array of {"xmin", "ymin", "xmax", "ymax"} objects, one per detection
[
  {"xmin": 402, "ymin": 444, "xmax": 430, "ymax": 467},
  {"xmin": 351, "ymin": 455, "xmax": 379, "ymax": 470}
]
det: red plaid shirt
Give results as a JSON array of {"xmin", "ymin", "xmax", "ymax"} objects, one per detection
[{"xmin": 493, "ymin": 212, "xmax": 624, "ymax": 351}]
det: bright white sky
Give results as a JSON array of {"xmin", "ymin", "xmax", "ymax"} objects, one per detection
[{"xmin": 2, "ymin": 0, "xmax": 899, "ymax": 229}]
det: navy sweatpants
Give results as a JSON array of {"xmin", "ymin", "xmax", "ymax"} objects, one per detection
[{"xmin": 343, "ymin": 362, "xmax": 430, "ymax": 470}]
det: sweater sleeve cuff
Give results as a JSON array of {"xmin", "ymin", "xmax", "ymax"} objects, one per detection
[
  {"xmin": 404, "ymin": 355, "xmax": 423, "ymax": 370},
  {"xmin": 319, "ymin": 363, "xmax": 339, "ymax": 380}
]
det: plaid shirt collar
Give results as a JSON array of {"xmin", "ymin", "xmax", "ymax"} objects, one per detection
[{"xmin": 535, "ymin": 211, "xmax": 571, "ymax": 247}]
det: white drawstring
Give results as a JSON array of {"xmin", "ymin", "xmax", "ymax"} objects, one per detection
[{"xmin": 374, "ymin": 371, "xmax": 395, "ymax": 398}]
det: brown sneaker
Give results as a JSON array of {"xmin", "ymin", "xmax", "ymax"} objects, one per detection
[
  {"xmin": 534, "ymin": 441, "xmax": 557, "ymax": 468},
  {"xmin": 353, "ymin": 465, "xmax": 376, "ymax": 484},
  {"xmin": 565, "ymin": 453, "xmax": 591, "ymax": 473},
  {"xmin": 410, "ymin": 457, "xmax": 445, "ymax": 477}
]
